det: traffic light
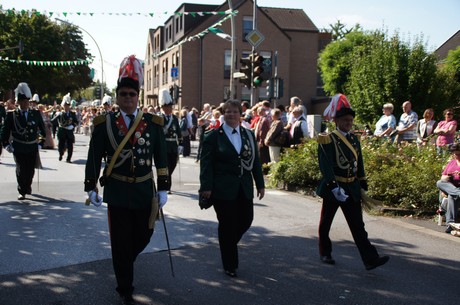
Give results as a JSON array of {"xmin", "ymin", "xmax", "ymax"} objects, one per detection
[
  {"xmin": 239, "ymin": 55, "xmax": 252, "ymax": 88},
  {"xmin": 169, "ymin": 85, "xmax": 174, "ymax": 99},
  {"xmin": 266, "ymin": 78, "xmax": 274, "ymax": 99},
  {"xmin": 252, "ymin": 53, "xmax": 265, "ymax": 87},
  {"xmin": 94, "ymin": 86, "xmax": 101, "ymax": 99},
  {"xmin": 173, "ymin": 84, "xmax": 181, "ymax": 102}
]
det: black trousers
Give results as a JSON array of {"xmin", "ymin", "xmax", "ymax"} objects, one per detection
[
  {"xmin": 182, "ymin": 134, "xmax": 191, "ymax": 157},
  {"xmin": 108, "ymin": 205, "xmax": 153, "ymax": 296},
  {"xmin": 58, "ymin": 132, "xmax": 75, "ymax": 161},
  {"xmin": 318, "ymin": 196, "xmax": 379, "ymax": 265},
  {"xmin": 13, "ymin": 150, "xmax": 37, "ymax": 195},
  {"xmin": 166, "ymin": 152, "xmax": 178, "ymax": 191},
  {"xmin": 213, "ymin": 189, "xmax": 254, "ymax": 271}
]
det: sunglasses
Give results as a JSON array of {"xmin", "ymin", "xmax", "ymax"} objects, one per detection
[{"xmin": 118, "ymin": 91, "xmax": 137, "ymax": 97}]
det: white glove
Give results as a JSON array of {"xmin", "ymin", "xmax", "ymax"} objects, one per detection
[
  {"xmin": 5, "ymin": 145, "xmax": 14, "ymax": 153},
  {"xmin": 86, "ymin": 190, "xmax": 103, "ymax": 207},
  {"xmin": 178, "ymin": 145, "xmax": 184, "ymax": 155},
  {"xmin": 158, "ymin": 190, "xmax": 168, "ymax": 208},
  {"xmin": 66, "ymin": 125, "xmax": 74, "ymax": 130},
  {"xmin": 331, "ymin": 187, "xmax": 349, "ymax": 202}
]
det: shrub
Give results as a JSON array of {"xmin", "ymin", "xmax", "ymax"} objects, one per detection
[{"xmin": 268, "ymin": 136, "xmax": 451, "ymax": 212}]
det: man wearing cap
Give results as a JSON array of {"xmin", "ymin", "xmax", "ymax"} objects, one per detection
[
  {"xmin": 316, "ymin": 94, "xmax": 389, "ymax": 271},
  {"xmin": 52, "ymin": 93, "xmax": 78, "ymax": 163},
  {"xmin": 159, "ymin": 89, "xmax": 182, "ymax": 194},
  {"xmin": 84, "ymin": 55, "xmax": 169, "ymax": 305},
  {"xmin": 0, "ymin": 83, "xmax": 46, "ymax": 200}
]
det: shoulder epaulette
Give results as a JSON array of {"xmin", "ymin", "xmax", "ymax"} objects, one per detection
[
  {"xmin": 151, "ymin": 114, "xmax": 164, "ymax": 126},
  {"xmin": 93, "ymin": 115, "xmax": 106, "ymax": 126},
  {"xmin": 317, "ymin": 132, "xmax": 332, "ymax": 145}
]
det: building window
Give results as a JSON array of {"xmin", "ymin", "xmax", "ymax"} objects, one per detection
[
  {"xmin": 180, "ymin": 15, "xmax": 183, "ymax": 30},
  {"xmin": 176, "ymin": 52, "xmax": 180, "ymax": 68},
  {"xmin": 169, "ymin": 25, "xmax": 172, "ymax": 40},
  {"xmin": 224, "ymin": 50, "xmax": 231, "ymax": 79},
  {"xmin": 176, "ymin": 18, "xmax": 179, "ymax": 33},
  {"xmin": 243, "ymin": 16, "xmax": 253, "ymax": 41}
]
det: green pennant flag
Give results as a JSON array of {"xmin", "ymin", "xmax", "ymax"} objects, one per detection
[
  {"xmin": 63, "ymin": 12, "xmax": 67, "ymax": 17},
  {"xmin": 149, "ymin": 13, "xmax": 154, "ymax": 17}
]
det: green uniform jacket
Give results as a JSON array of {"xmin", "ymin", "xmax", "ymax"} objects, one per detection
[
  {"xmin": 84, "ymin": 111, "xmax": 169, "ymax": 209},
  {"xmin": 161, "ymin": 113, "xmax": 182, "ymax": 153},
  {"xmin": 53, "ymin": 111, "xmax": 79, "ymax": 139},
  {"xmin": 0, "ymin": 108, "xmax": 46, "ymax": 153},
  {"xmin": 200, "ymin": 125, "xmax": 265, "ymax": 201},
  {"xmin": 316, "ymin": 131, "xmax": 365, "ymax": 202}
]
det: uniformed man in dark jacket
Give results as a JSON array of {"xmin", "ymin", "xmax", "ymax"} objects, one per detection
[
  {"xmin": 316, "ymin": 94, "xmax": 389, "ymax": 271},
  {"xmin": 0, "ymin": 101, "xmax": 6, "ymax": 160},
  {"xmin": 0, "ymin": 82, "xmax": 46, "ymax": 200},
  {"xmin": 52, "ymin": 93, "xmax": 78, "ymax": 163},
  {"xmin": 84, "ymin": 55, "xmax": 169, "ymax": 305},
  {"xmin": 159, "ymin": 88, "xmax": 182, "ymax": 193}
]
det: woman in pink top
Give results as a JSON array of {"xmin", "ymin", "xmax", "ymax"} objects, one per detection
[
  {"xmin": 434, "ymin": 108, "xmax": 457, "ymax": 154},
  {"xmin": 436, "ymin": 143, "xmax": 460, "ymax": 233}
]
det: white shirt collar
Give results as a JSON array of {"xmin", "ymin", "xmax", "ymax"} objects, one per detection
[{"xmin": 223, "ymin": 123, "xmax": 239, "ymax": 135}]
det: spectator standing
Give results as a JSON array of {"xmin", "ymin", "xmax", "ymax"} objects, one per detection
[
  {"xmin": 289, "ymin": 106, "xmax": 309, "ymax": 146},
  {"xmin": 264, "ymin": 108, "xmax": 285, "ymax": 162},
  {"xmin": 416, "ymin": 108, "xmax": 437, "ymax": 147},
  {"xmin": 395, "ymin": 101, "xmax": 418, "ymax": 143},
  {"xmin": 374, "ymin": 103, "xmax": 397, "ymax": 139},
  {"xmin": 434, "ymin": 108, "xmax": 457, "ymax": 154},
  {"xmin": 255, "ymin": 106, "xmax": 271, "ymax": 164},
  {"xmin": 180, "ymin": 109, "xmax": 191, "ymax": 157}
]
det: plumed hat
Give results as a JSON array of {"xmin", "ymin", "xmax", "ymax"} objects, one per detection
[
  {"xmin": 102, "ymin": 94, "xmax": 112, "ymax": 106},
  {"xmin": 116, "ymin": 55, "xmax": 143, "ymax": 93},
  {"xmin": 30, "ymin": 93, "xmax": 40, "ymax": 103},
  {"xmin": 61, "ymin": 93, "xmax": 71, "ymax": 107},
  {"xmin": 14, "ymin": 82, "xmax": 32, "ymax": 101},
  {"xmin": 159, "ymin": 88, "xmax": 173, "ymax": 106},
  {"xmin": 323, "ymin": 94, "xmax": 354, "ymax": 121}
]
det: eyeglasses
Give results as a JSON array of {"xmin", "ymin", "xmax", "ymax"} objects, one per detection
[{"xmin": 118, "ymin": 91, "xmax": 137, "ymax": 97}]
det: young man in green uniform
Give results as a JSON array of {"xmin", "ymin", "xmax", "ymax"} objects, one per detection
[
  {"xmin": 159, "ymin": 89, "xmax": 182, "ymax": 193},
  {"xmin": 84, "ymin": 55, "xmax": 169, "ymax": 305},
  {"xmin": 316, "ymin": 95, "xmax": 389, "ymax": 271},
  {"xmin": 0, "ymin": 83, "xmax": 46, "ymax": 200},
  {"xmin": 52, "ymin": 94, "xmax": 79, "ymax": 163}
]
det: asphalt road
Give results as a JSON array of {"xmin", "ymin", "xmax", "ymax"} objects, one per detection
[{"xmin": 0, "ymin": 133, "xmax": 459, "ymax": 305}]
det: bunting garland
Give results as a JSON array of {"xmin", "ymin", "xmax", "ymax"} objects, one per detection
[
  {"xmin": 152, "ymin": 12, "xmax": 236, "ymax": 59},
  {"xmin": 0, "ymin": 56, "xmax": 90, "ymax": 66},
  {"xmin": 0, "ymin": 6, "xmax": 235, "ymax": 18}
]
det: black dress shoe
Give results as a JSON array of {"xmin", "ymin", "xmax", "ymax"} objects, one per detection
[
  {"xmin": 59, "ymin": 155, "xmax": 63, "ymax": 161},
  {"xmin": 119, "ymin": 294, "xmax": 135, "ymax": 305},
  {"xmin": 18, "ymin": 194, "xmax": 26, "ymax": 200},
  {"xmin": 66, "ymin": 160, "xmax": 72, "ymax": 163},
  {"xmin": 224, "ymin": 269, "xmax": 237, "ymax": 277},
  {"xmin": 365, "ymin": 255, "xmax": 389, "ymax": 270},
  {"xmin": 445, "ymin": 226, "xmax": 453, "ymax": 234},
  {"xmin": 320, "ymin": 255, "xmax": 335, "ymax": 265}
]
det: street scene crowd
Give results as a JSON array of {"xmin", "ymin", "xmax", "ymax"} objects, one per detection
[{"xmin": 1, "ymin": 55, "xmax": 459, "ymax": 305}]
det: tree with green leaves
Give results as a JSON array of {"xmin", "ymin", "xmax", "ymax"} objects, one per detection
[
  {"xmin": 0, "ymin": 9, "xmax": 93, "ymax": 103},
  {"xmin": 319, "ymin": 28, "xmax": 458, "ymax": 124}
]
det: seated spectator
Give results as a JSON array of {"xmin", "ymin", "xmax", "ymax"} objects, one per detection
[
  {"xmin": 374, "ymin": 103, "xmax": 396, "ymax": 139},
  {"xmin": 434, "ymin": 108, "xmax": 457, "ymax": 155},
  {"xmin": 416, "ymin": 108, "xmax": 437, "ymax": 147},
  {"xmin": 436, "ymin": 143, "xmax": 460, "ymax": 234}
]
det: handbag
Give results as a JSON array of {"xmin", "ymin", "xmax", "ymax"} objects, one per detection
[{"xmin": 274, "ymin": 130, "xmax": 289, "ymax": 147}]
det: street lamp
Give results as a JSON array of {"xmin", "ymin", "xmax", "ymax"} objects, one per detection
[{"xmin": 55, "ymin": 18, "xmax": 104, "ymax": 98}]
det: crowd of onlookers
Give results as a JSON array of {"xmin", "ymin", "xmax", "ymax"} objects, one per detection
[{"xmin": 372, "ymin": 100, "xmax": 457, "ymax": 155}]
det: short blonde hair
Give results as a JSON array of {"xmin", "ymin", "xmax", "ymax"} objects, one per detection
[{"xmin": 383, "ymin": 103, "xmax": 394, "ymax": 112}]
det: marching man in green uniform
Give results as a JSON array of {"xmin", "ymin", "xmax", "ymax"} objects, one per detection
[
  {"xmin": 316, "ymin": 94, "xmax": 389, "ymax": 270},
  {"xmin": 0, "ymin": 82, "xmax": 46, "ymax": 200},
  {"xmin": 84, "ymin": 55, "xmax": 169, "ymax": 305},
  {"xmin": 159, "ymin": 88, "xmax": 182, "ymax": 193},
  {"xmin": 52, "ymin": 93, "xmax": 79, "ymax": 163},
  {"xmin": 200, "ymin": 100, "xmax": 265, "ymax": 278}
]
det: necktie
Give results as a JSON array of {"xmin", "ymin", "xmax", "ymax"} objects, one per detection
[
  {"xmin": 232, "ymin": 129, "xmax": 237, "ymax": 134},
  {"xmin": 127, "ymin": 114, "xmax": 135, "ymax": 130},
  {"xmin": 22, "ymin": 111, "xmax": 27, "ymax": 120},
  {"xmin": 346, "ymin": 133, "xmax": 352, "ymax": 142}
]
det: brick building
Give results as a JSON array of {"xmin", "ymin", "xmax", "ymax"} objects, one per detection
[{"xmin": 143, "ymin": 0, "xmax": 329, "ymax": 113}]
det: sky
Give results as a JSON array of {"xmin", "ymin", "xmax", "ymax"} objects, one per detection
[{"xmin": 2, "ymin": 0, "xmax": 459, "ymax": 90}]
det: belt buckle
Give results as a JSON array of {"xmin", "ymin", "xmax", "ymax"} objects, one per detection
[{"xmin": 128, "ymin": 176, "xmax": 136, "ymax": 183}]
